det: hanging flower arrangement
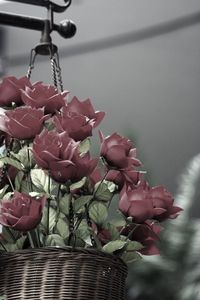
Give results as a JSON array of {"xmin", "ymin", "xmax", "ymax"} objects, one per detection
[{"xmin": 0, "ymin": 76, "xmax": 182, "ymax": 263}]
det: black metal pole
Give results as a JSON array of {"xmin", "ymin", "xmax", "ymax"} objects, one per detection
[
  {"xmin": 0, "ymin": 12, "xmax": 76, "ymax": 38},
  {"xmin": 0, "ymin": 12, "xmax": 44, "ymax": 31}
]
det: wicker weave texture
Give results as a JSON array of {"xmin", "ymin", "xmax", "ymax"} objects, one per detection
[{"xmin": 0, "ymin": 247, "xmax": 128, "ymax": 300}]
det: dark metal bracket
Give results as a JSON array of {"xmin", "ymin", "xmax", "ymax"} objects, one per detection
[{"xmin": 0, "ymin": 0, "xmax": 76, "ymax": 55}]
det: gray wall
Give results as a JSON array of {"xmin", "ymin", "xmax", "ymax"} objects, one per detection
[{"xmin": 1, "ymin": 0, "xmax": 200, "ymax": 207}]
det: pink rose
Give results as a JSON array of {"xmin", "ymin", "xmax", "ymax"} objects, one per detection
[
  {"xmin": 33, "ymin": 129, "xmax": 97, "ymax": 183},
  {"xmin": 99, "ymin": 131, "xmax": 141, "ymax": 169},
  {"xmin": 0, "ymin": 191, "xmax": 46, "ymax": 231},
  {"xmin": 0, "ymin": 107, "xmax": 48, "ymax": 140},
  {"xmin": 106, "ymin": 169, "xmax": 143, "ymax": 190},
  {"xmin": 53, "ymin": 106, "xmax": 94, "ymax": 141},
  {"xmin": 149, "ymin": 186, "xmax": 183, "ymax": 222},
  {"xmin": 21, "ymin": 82, "xmax": 68, "ymax": 114},
  {"xmin": 119, "ymin": 181, "xmax": 182, "ymax": 223},
  {"xmin": 67, "ymin": 96, "xmax": 105, "ymax": 128},
  {"xmin": 0, "ymin": 76, "xmax": 32, "ymax": 106}
]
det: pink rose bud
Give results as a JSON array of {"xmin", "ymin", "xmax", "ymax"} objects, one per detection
[
  {"xmin": 119, "ymin": 181, "xmax": 182, "ymax": 223},
  {"xmin": 21, "ymin": 82, "xmax": 68, "ymax": 114},
  {"xmin": 0, "ymin": 191, "xmax": 46, "ymax": 231},
  {"xmin": 99, "ymin": 131, "xmax": 141, "ymax": 169},
  {"xmin": 0, "ymin": 107, "xmax": 49, "ymax": 140},
  {"xmin": 53, "ymin": 106, "xmax": 94, "ymax": 141},
  {"xmin": 0, "ymin": 76, "xmax": 32, "ymax": 106},
  {"xmin": 33, "ymin": 129, "xmax": 97, "ymax": 183},
  {"xmin": 67, "ymin": 96, "xmax": 105, "ymax": 128}
]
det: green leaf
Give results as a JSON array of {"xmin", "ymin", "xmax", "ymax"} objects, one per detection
[
  {"xmin": 59, "ymin": 194, "xmax": 71, "ymax": 215},
  {"xmin": 126, "ymin": 240, "xmax": 144, "ymax": 251},
  {"xmin": 55, "ymin": 218, "xmax": 69, "ymax": 239},
  {"xmin": 0, "ymin": 294, "xmax": 5, "ymax": 300},
  {"xmin": 74, "ymin": 195, "xmax": 93, "ymax": 212},
  {"xmin": 45, "ymin": 234, "xmax": 66, "ymax": 247},
  {"xmin": 11, "ymin": 146, "xmax": 34, "ymax": 169},
  {"xmin": 79, "ymin": 138, "xmax": 91, "ymax": 154},
  {"xmin": 2, "ymin": 192, "xmax": 13, "ymax": 200},
  {"xmin": 70, "ymin": 177, "xmax": 86, "ymax": 192},
  {"xmin": 103, "ymin": 240, "xmax": 127, "ymax": 254},
  {"xmin": 76, "ymin": 220, "xmax": 90, "ymax": 241},
  {"xmin": 0, "ymin": 185, "xmax": 9, "ymax": 199},
  {"xmin": 31, "ymin": 169, "xmax": 54, "ymax": 195},
  {"xmin": 89, "ymin": 201, "xmax": 108, "ymax": 225},
  {"xmin": 120, "ymin": 240, "xmax": 143, "ymax": 263},
  {"xmin": 94, "ymin": 181, "xmax": 116, "ymax": 202},
  {"xmin": 0, "ymin": 236, "xmax": 26, "ymax": 252},
  {"xmin": 41, "ymin": 207, "xmax": 57, "ymax": 233},
  {"xmin": 0, "ymin": 156, "xmax": 24, "ymax": 170},
  {"xmin": 14, "ymin": 171, "xmax": 24, "ymax": 190},
  {"xmin": 20, "ymin": 180, "xmax": 30, "ymax": 194}
]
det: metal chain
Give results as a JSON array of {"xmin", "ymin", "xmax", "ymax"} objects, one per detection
[
  {"xmin": 50, "ymin": 56, "xmax": 58, "ymax": 89},
  {"xmin": 54, "ymin": 52, "xmax": 64, "ymax": 92},
  {"xmin": 26, "ymin": 49, "xmax": 37, "ymax": 80}
]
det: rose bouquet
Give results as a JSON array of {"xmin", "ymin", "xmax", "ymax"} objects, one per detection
[{"xmin": 0, "ymin": 76, "xmax": 182, "ymax": 263}]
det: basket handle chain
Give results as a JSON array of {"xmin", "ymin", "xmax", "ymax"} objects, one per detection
[{"xmin": 26, "ymin": 47, "xmax": 64, "ymax": 92}]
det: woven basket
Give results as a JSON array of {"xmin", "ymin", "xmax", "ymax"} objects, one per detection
[{"xmin": 0, "ymin": 247, "xmax": 128, "ymax": 300}]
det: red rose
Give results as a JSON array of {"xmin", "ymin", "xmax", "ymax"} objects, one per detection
[
  {"xmin": 33, "ymin": 130, "xmax": 97, "ymax": 183},
  {"xmin": 119, "ymin": 181, "xmax": 182, "ymax": 223},
  {"xmin": 21, "ymin": 82, "xmax": 68, "ymax": 114},
  {"xmin": 99, "ymin": 131, "xmax": 141, "ymax": 169},
  {"xmin": 71, "ymin": 151, "xmax": 98, "ymax": 182},
  {"xmin": 67, "ymin": 96, "xmax": 105, "ymax": 128},
  {"xmin": 149, "ymin": 186, "xmax": 183, "ymax": 222},
  {"xmin": 0, "ymin": 107, "xmax": 48, "ymax": 140},
  {"xmin": 106, "ymin": 169, "xmax": 143, "ymax": 190},
  {"xmin": 0, "ymin": 76, "xmax": 32, "ymax": 106},
  {"xmin": 0, "ymin": 191, "xmax": 46, "ymax": 231},
  {"xmin": 53, "ymin": 106, "xmax": 93, "ymax": 141}
]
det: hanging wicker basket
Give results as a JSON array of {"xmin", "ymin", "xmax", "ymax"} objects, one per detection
[{"xmin": 0, "ymin": 247, "xmax": 128, "ymax": 300}]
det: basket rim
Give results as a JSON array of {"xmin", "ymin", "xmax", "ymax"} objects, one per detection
[{"xmin": 0, "ymin": 246, "xmax": 127, "ymax": 269}]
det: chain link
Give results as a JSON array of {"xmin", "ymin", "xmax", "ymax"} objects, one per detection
[
  {"xmin": 26, "ymin": 49, "xmax": 37, "ymax": 80},
  {"xmin": 55, "ymin": 52, "xmax": 64, "ymax": 92}
]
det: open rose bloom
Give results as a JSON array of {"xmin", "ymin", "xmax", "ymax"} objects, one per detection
[{"xmin": 0, "ymin": 76, "xmax": 182, "ymax": 263}]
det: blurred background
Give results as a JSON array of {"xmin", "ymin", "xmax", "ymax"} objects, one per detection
[{"xmin": 0, "ymin": 0, "xmax": 200, "ymax": 299}]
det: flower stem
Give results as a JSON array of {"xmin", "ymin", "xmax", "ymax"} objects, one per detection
[
  {"xmin": 53, "ymin": 184, "xmax": 61, "ymax": 232},
  {"xmin": 35, "ymin": 229, "xmax": 41, "ymax": 247},
  {"xmin": 125, "ymin": 224, "xmax": 140, "ymax": 241},
  {"xmin": 92, "ymin": 169, "xmax": 109, "ymax": 200},
  {"xmin": 5, "ymin": 171, "xmax": 15, "ymax": 192},
  {"xmin": 27, "ymin": 144, "xmax": 33, "ymax": 191},
  {"xmin": 27, "ymin": 232, "xmax": 35, "ymax": 248},
  {"xmin": 0, "ymin": 240, "xmax": 7, "ymax": 252},
  {"xmin": 47, "ymin": 199, "xmax": 50, "ymax": 236}
]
